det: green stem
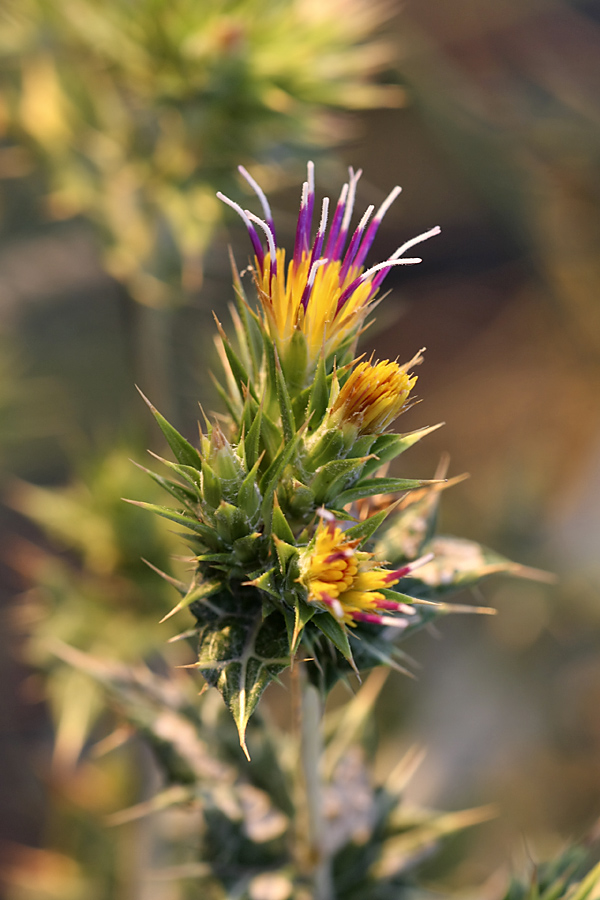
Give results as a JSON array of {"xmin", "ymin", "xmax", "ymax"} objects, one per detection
[{"xmin": 299, "ymin": 667, "xmax": 334, "ymax": 900}]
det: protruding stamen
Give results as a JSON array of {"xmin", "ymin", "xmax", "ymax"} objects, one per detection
[
  {"xmin": 217, "ymin": 191, "xmax": 264, "ymax": 266},
  {"xmin": 340, "ymin": 203, "xmax": 374, "ymax": 281},
  {"xmin": 336, "ymin": 256, "xmax": 422, "ymax": 313},
  {"xmin": 325, "ymin": 549, "xmax": 354, "ymax": 564},
  {"xmin": 341, "ymin": 167, "xmax": 362, "ymax": 235},
  {"xmin": 390, "ymin": 226, "xmax": 441, "ymax": 260},
  {"xmin": 388, "ymin": 552, "xmax": 435, "ymax": 580},
  {"xmin": 309, "ymin": 196, "xmax": 329, "ymax": 266},
  {"xmin": 300, "ymin": 258, "xmax": 329, "ymax": 311},
  {"xmin": 293, "ymin": 180, "xmax": 310, "ymax": 266},
  {"xmin": 317, "ymin": 507, "xmax": 336, "ymax": 522},
  {"xmin": 321, "ymin": 592, "xmax": 345, "ymax": 621},
  {"xmin": 238, "ymin": 165, "xmax": 275, "ymax": 236},
  {"xmin": 376, "ymin": 599, "xmax": 417, "ymax": 614},
  {"xmin": 324, "ymin": 182, "xmax": 349, "ymax": 260},
  {"xmin": 368, "ymin": 226, "xmax": 441, "ymax": 297},
  {"xmin": 332, "ymin": 167, "xmax": 362, "ymax": 260},
  {"xmin": 353, "ymin": 611, "xmax": 409, "ymax": 628},
  {"xmin": 305, "ymin": 161, "xmax": 315, "ymax": 252},
  {"xmin": 246, "ymin": 211, "xmax": 277, "ymax": 278},
  {"xmin": 354, "ymin": 185, "xmax": 402, "ymax": 270}
]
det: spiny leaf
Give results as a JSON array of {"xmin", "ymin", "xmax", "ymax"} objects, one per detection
[
  {"xmin": 123, "ymin": 499, "xmax": 213, "ymax": 539},
  {"xmin": 260, "ymin": 428, "xmax": 305, "ymax": 529},
  {"xmin": 137, "ymin": 387, "xmax": 202, "ymax": 469},
  {"xmin": 262, "ymin": 328, "xmax": 278, "ymax": 410},
  {"xmin": 271, "ymin": 496, "xmax": 295, "ymax": 543},
  {"xmin": 307, "ymin": 353, "xmax": 329, "ymax": 427},
  {"xmin": 361, "ymin": 424, "xmax": 444, "ymax": 478},
  {"xmin": 230, "ymin": 251, "xmax": 263, "ymax": 374},
  {"xmin": 236, "ymin": 456, "xmax": 262, "ymax": 521},
  {"xmin": 274, "ymin": 350, "xmax": 296, "ymax": 444},
  {"xmin": 243, "ymin": 401, "xmax": 263, "ymax": 471},
  {"xmin": 380, "ymin": 588, "xmax": 496, "ymax": 617},
  {"xmin": 291, "ymin": 598, "xmax": 316, "ymax": 653},
  {"xmin": 160, "ymin": 576, "xmax": 223, "ymax": 623},
  {"xmin": 195, "ymin": 603, "xmax": 289, "ymax": 758},
  {"xmin": 214, "ymin": 501, "xmax": 251, "ymax": 544},
  {"xmin": 228, "ymin": 302, "xmax": 254, "ymax": 378},
  {"xmin": 142, "ymin": 558, "xmax": 187, "ymax": 596},
  {"xmin": 232, "ymin": 532, "xmax": 265, "ymax": 565},
  {"xmin": 201, "ymin": 460, "xmax": 222, "ymax": 508},
  {"xmin": 246, "ymin": 566, "xmax": 280, "ymax": 599},
  {"xmin": 305, "ymin": 428, "xmax": 345, "ymax": 471},
  {"xmin": 272, "ymin": 535, "xmax": 299, "ymax": 576},
  {"xmin": 343, "ymin": 501, "xmax": 402, "ymax": 544},
  {"xmin": 261, "ymin": 408, "xmax": 286, "ymax": 461},
  {"xmin": 347, "ymin": 434, "xmax": 378, "ymax": 460},
  {"xmin": 147, "ymin": 452, "xmax": 203, "ymax": 493},
  {"xmin": 312, "ymin": 612, "xmax": 353, "ymax": 663},
  {"xmin": 48, "ymin": 643, "xmax": 236, "ymax": 790},
  {"xmin": 133, "ymin": 461, "xmax": 199, "ymax": 509},
  {"xmin": 563, "ymin": 859, "xmax": 600, "ymax": 900},
  {"xmin": 195, "ymin": 552, "xmax": 233, "ymax": 564},
  {"xmin": 291, "ymin": 383, "xmax": 313, "ymax": 429},
  {"xmin": 310, "ymin": 455, "xmax": 373, "ymax": 505},
  {"xmin": 372, "ymin": 805, "xmax": 497, "ymax": 880},
  {"xmin": 333, "ymin": 477, "xmax": 439, "ymax": 507},
  {"xmin": 348, "ymin": 629, "xmax": 413, "ymax": 676},
  {"xmin": 239, "ymin": 389, "xmax": 258, "ymax": 446},
  {"xmin": 372, "ymin": 484, "xmax": 447, "ymax": 564},
  {"xmin": 213, "ymin": 314, "xmax": 258, "ymax": 403},
  {"xmin": 209, "ymin": 371, "xmax": 240, "ymax": 423},
  {"xmin": 397, "ymin": 535, "xmax": 554, "ymax": 601}
]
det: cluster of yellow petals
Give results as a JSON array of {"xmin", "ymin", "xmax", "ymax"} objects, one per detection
[
  {"xmin": 300, "ymin": 520, "xmax": 400, "ymax": 626},
  {"xmin": 330, "ymin": 355, "xmax": 421, "ymax": 435},
  {"xmin": 256, "ymin": 249, "xmax": 373, "ymax": 364}
]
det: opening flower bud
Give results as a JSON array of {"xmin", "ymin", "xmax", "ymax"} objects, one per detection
[
  {"xmin": 299, "ymin": 518, "xmax": 414, "ymax": 628},
  {"xmin": 329, "ymin": 353, "xmax": 422, "ymax": 436}
]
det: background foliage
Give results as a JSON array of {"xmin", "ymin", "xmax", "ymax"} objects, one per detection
[{"xmin": 1, "ymin": 0, "xmax": 600, "ymax": 897}]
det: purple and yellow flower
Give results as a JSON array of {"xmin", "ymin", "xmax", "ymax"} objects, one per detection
[
  {"xmin": 218, "ymin": 164, "xmax": 439, "ymax": 370},
  {"xmin": 299, "ymin": 517, "xmax": 430, "ymax": 629}
]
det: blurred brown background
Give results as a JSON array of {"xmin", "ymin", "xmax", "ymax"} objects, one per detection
[{"xmin": 1, "ymin": 0, "xmax": 600, "ymax": 894}]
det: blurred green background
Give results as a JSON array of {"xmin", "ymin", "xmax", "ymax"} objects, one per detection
[{"xmin": 1, "ymin": 0, "xmax": 600, "ymax": 895}]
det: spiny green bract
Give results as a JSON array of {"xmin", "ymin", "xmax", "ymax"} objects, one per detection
[{"xmin": 134, "ymin": 275, "xmax": 527, "ymax": 753}]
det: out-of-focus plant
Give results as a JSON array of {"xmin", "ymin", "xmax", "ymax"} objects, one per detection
[
  {"xmin": 8, "ymin": 153, "xmax": 598, "ymax": 897},
  {"xmin": 8, "ymin": 448, "xmax": 185, "ymax": 771},
  {"xmin": 0, "ymin": 0, "xmax": 402, "ymax": 305},
  {"xmin": 0, "ymin": 334, "xmax": 65, "ymax": 479},
  {"xmin": 499, "ymin": 844, "xmax": 600, "ymax": 900},
  {"xmin": 124, "ymin": 163, "xmax": 554, "ymax": 898}
]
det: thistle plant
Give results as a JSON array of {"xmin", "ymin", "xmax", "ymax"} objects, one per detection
[
  {"xmin": 11, "ymin": 163, "xmax": 598, "ymax": 900},
  {"xmin": 135, "ymin": 162, "xmax": 538, "ymax": 769}
]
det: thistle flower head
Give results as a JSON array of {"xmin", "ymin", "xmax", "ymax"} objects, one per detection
[
  {"xmin": 329, "ymin": 352, "xmax": 423, "ymax": 436},
  {"xmin": 300, "ymin": 517, "xmax": 421, "ymax": 629},
  {"xmin": 135, "ymin": 163, "xmax": 516, "ymax": 749},
  {"xmin": 218, "ymin": 164, "xmax": 440, "ymax": 381}
]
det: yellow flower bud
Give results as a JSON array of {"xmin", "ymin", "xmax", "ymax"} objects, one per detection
[
  {"xmin": 329, "ymin": 354, "xmax": 421, "ymax": 436},
  {"xmin": 300, "ymin": 518, "xmax": 415, "ymax": 628}
]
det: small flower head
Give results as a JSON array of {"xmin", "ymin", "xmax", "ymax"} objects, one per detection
[
  {"xmin": 299, "ymin": 517, "xmax": 420, "ymax": 628},
  {"xmin": 218, "ymin": 164, "xmax": 440, "ymax": 380},
  {"xmin": 330, "ymin": 352, "xmax": 422, "ymax": 435}
]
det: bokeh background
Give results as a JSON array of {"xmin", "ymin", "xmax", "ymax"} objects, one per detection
[{"xmin": 1, "ymin": 0, "xmax": 600, "ymax": 896}]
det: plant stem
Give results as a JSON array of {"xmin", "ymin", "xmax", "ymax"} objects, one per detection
[{"xmin": 299, "ymin": 666, "xmax": 334, "ymax": 900}]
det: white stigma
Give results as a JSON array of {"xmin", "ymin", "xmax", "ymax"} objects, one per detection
[
  {"xmin": 390, "ymin": 226, "xmax": 441, "ymax": 260},
  {"xmin": 238, "ymin": 165, "xmax": 273, "ymax": 225}
]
